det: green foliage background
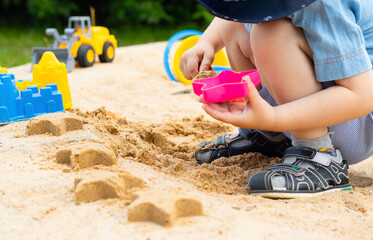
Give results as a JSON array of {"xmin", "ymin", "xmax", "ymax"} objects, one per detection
[
  {"xmin": 0, "ymin": 0, "xmax": 214, "ymax": 67},
  {"xmin": 0, "ymin": 0, "xmax": 213, "ymax": 28}
]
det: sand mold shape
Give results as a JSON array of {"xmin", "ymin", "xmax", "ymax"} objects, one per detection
[
  {"xmin": 74, "ymin": 170, "xmax": 145, "ymax": 204},
  {"xmin": 128, "ymin": 190, "xmax": 203, "ymax": 226},
  {"xmin": 56, "ymin": 140, "xmax": 117, "ymax": 170},
  {"xmin": 26, "ymin": 112, "xmax": 83, "ymax": 136}
]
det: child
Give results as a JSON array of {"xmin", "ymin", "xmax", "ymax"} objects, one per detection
[{"xmin": 180, "ymin": 0, "xmax": 373, "ymax": 198}]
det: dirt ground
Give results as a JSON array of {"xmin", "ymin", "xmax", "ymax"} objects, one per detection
[{"xmin": 1, "ymin": 42, "xmax": 372, "ymax": 240}]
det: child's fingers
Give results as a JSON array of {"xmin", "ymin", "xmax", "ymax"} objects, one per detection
[
  {"xmin": 202, "ymin": 104, "xmax": 235, "ymax": 124},
  {"xmin": 243, "ymin": 75, "xmax": 261, "ymax": 104},
  {"xmin": 198, "ymin": 95, "xmax": 207, "ymax": 103},
  {"xmin": 186, "ymin": 60, "xmax": 199, "ymax": 80},
  {"xmin": 199, "ymin": 55, "xmax": 214, "ymax": 72}
]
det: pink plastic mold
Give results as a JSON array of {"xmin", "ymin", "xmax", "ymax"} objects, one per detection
[{"xmin": 192, "ymin": 70, "xmax": 260, "ymax": 103}]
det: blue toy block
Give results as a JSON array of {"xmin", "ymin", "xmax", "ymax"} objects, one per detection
[
  {"xmin": 16, "ymin": 79, "xmax": 33, "ymax": 84},
  {"xmin": 0, "ymin": 73, "xmax": 65, "ymax": 125},
  {"xmin": 0, "ymin": 73, "xmax": 20, "ymax": 123}
]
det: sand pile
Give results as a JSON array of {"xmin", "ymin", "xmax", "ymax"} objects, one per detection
[
  {"xmin": 70, "ymin": 107, "xmax": 279, "ymax": 194},
  {"xmin": 1, "ymin": 42, "xmax": 372, "ymax": 240},
  {"xmin": 192, "ymin": 70, "xmax": 218, "ymax": 80}
]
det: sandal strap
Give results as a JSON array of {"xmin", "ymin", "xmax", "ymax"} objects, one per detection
[
  {"xmin": 214, "ymin": 134, "xmax": 229, "ymax": 147},
  {"xmin": 195, "ymin": 128, "xmax": 291, "ymax": 164},
  {"xmin": 283, "ymin": 147, "xmax": 316, "ymax": 158},
  {"xmin": 238, "ymin": 128, "xmax": 254, "ymax": 139},
  {"xmin": 265, "ymin": 157, "xmax": 348, "ymax": 191},
  {"xmin": 264, "ymin": 165, "xmax": 325, "ymax": 191},
  {"xmin": 306, "ymin": 167, "xmax": 329, "ymax": 189},
  {"xmin": 283, "ymin": 147, "xmax": 331, "ymax": 166},
  {"xmin": 213, "ymin": 129, "xmax": 256, "ymax": 148},
  {"xmin": 267, "ymin": 163, "xmax": 305, "ymax": 176}
]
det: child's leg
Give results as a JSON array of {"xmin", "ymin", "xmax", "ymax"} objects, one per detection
[
  {"xmin": 251, "ymin": 19, "xmax": 327, "ymax": 140},
  {"xmin": 195, "ymin": 21, "xmax": 292, "ymax": 165},
  {"xmin": 248, "ymin": 19, "xmax": 351, "ymax": 197},
  {"xmin": 218, "ymin": 21, "xmax": 256, "ymax": 72},
  {"xmin": 248, "ymin": 19, "xmax": 373, "ymax": 164}
]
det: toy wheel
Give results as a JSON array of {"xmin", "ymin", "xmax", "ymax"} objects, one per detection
[
  {"xmin": 163, "ymin": 30, "xmax": 203, "ymax": 82},
  {"xmin": 77, "ymin": 44, "xmax": 95, "ymax": 67},
  {"xmin": 99, "ymin": 42, "xmax": 115, "ymax": 63}
]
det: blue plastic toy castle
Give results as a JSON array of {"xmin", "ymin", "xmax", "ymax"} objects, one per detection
[{"xmin": 0, "ymin": 73, "xmax": 64, "ymax": 125}]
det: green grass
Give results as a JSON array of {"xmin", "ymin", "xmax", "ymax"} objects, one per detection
[
  {"xmin": 0, "ymin": 24, "xmax": 206, "ymax": 68},
  {"xmin": 0, "ymin": 27, "xmax": 47, "ymax": 67}
]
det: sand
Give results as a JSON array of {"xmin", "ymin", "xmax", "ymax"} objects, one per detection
[
  {"xmin": 192, "ymin": 70, "xmax": 218, "ymax": 80},
  {"xmin": 1, "ymin": 42, "xmax": 372, "ymax": 239}
]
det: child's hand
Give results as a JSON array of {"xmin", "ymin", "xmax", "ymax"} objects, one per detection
[
  {"xmin": 179, "ymin": 41, "xmax": 215, "ymax": 80},
  {"xmin": 201, "ymin": 77, "xmax": 276, "ymax": 130}
]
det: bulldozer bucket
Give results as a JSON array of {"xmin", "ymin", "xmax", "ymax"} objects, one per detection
[{"xmin": 32, "ymin": 48, "xmax": 75, "ymax": 72}]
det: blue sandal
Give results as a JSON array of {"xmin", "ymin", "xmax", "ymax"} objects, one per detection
[
  {"xmin": 195, "ymin": 128, "xmax": 291, "ymax": 164},
  {"xmin": 249, "ymin": 147, "xmax": 352, "ymax": 198}
]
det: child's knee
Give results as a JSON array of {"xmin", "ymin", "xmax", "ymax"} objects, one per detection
[
  {"xmin": 220, "ymin": 21, "xmax": 255, "ymax": 69},
  {"xmin": 251, "ymin": 19, "xmax": 311, "ymax": 60},
  {"xmin": 219, "ymin": 20, "xmax": 244, "ymax": 43}
]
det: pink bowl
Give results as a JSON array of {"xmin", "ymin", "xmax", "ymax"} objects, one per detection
[{"xmin": 192, "ymin": 70, "xmax": 260, "ymax": 103}]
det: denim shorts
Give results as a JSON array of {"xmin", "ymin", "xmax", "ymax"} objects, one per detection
[
  {"xmin": 245, "ymin": 0, "xmax": 373, "ymax": 164},
  {"xmin": 246, "ymin": 0, "xmax": 373, "ymax": 82}
]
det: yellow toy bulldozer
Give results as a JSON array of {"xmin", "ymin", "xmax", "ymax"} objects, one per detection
[{"xmin": 32, "ymin": 16, "xmax": 117, "ymax": 72}]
